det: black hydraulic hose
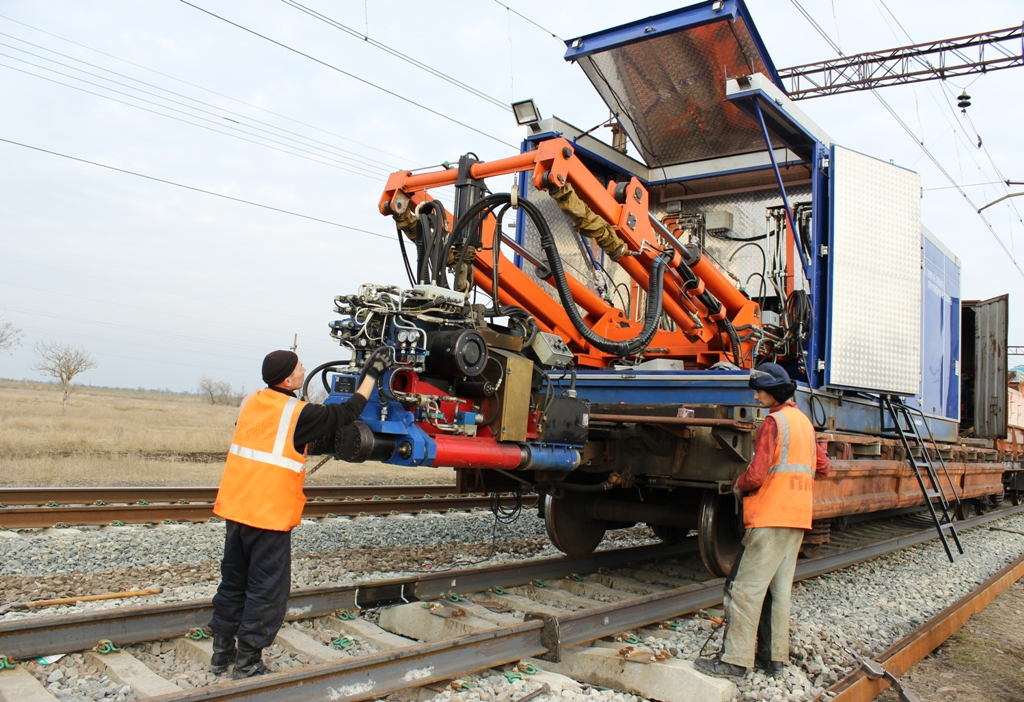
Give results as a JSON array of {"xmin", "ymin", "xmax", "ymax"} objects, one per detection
[
  {"xmin": 397, "ymin": 228, "xmax": 416, "ymax": 286},
  {"xmin": 301, "ymin": 360, "xmax": 350, "ymax": 401},
  {"xmin": 675, "ymin": 250, "xmax": 741, "ymax": 365},
  {"xmin": 448, "ymin": 193, "xmax": 671, "ymax": 357}
]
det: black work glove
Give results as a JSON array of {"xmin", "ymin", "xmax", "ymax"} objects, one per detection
[{"xmin": 362, "ymin": 346, "xmax": 392, "ymax": 382}]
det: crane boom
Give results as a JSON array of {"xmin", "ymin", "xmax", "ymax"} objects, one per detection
[{"xmin": 779, "ymin": 25, "xmax": 1024, "ymax": 100}]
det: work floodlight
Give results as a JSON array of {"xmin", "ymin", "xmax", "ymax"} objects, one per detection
[{"xmin": 512, "ymin": 99, "xmax": 541, "ymax": 126}]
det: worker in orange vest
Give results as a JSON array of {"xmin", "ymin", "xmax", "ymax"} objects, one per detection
[
  {"xmin": 208, "ymin": 347, "xmax": 390, "ymax": 679},
  {"xmin": 696, "ymin": 363, "xmax": 830, "ymax": 679}
]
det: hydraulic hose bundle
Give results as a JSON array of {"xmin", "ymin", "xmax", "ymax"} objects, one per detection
[{"xmin": 447, "ymin": 192, "xmax": 672, "ymax": 358}]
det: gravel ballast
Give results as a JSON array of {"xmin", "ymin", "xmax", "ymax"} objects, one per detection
[{"xmin": 2, "ymin": 511, "xmax": 1023, "ymax": 702}]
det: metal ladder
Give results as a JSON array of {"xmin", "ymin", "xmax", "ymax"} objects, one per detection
[{"xmin": 882, "ymin": 396, "xmax": 965, "ymax": 563}]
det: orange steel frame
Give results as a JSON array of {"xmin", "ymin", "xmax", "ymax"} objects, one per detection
[{"xmin": 379, "ymin": 137, "xmax": 763, "ymax": 369}]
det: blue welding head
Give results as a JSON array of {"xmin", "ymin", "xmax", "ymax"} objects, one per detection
[{"xmin": 749, "ymin": 363, "xmax": 797, "ymax": 403}]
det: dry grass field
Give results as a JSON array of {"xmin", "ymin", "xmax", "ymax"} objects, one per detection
[{"xmin": 0, "ymin": 380, "xmax": 454, "ymax": 487}]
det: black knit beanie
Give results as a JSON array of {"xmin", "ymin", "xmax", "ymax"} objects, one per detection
[{"xmin": 262, "ymin": 350, "xmax": 298, "ymax": 386}]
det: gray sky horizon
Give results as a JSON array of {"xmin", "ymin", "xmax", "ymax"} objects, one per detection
[{"xmin": 2, "ymin": 0, "xmax": 1022, "ymax": 395}]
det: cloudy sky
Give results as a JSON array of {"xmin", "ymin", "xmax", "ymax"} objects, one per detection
[{"xmin": 1, "ymin": 0, "xmax": 1021, "ymax": 394}]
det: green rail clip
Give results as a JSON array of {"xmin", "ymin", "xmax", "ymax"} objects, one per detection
[
  {"xmin": 453, "ymin": 681, "xmax": 471, "ymax": 691},
  {"xmin": 533, "ymin": 580, "xmax": 547, "ymax": 588},
  {"xmin": 517, "ymin": 663, "xmax": 539, "ymax": 675},
  {"xmin": 52, "ymin": 523, "xmax": 68, "ymax": 529},
  {"xmin": 46, "ymin": 501, "xmax": 59, "ymax": 508},
  {"xmin": 93, "ymin": 640, "xmax": 121, "ymax": 655},
  {"xmin": 93, "ymin": 500, "xmax": 106, "ymax": 506},
  {"xmin": 504, "ymin": 672, "xmax": 523, "ymax": 683},
  {"xmin": 0, "ymin": 655, "xmax": 16, "ymax": 670},
  {"xmin": 571, "ymin": 573, "xmax": 585, "ymax": 582},
  {"xmin": 207, "ymin": 517, "xmax": 222, "ymax": 523},
  {"xmin": 162, "ymin": 519, "xmax": 177, "ymax": 525},
  {"xmin": 332, "ymin": 636, "xmax": 354, "ymax": 649},
  {"xmin": 491, "ymin": 586, "xmax": 508, "ymax": 595},
  {"xmin": 622, "ymin": 634, "xmax": 642, "ymax": 645},
  {"xmin": 448, "ymin": 593, "xmax": 464, "ymax": 602},
  {"xmin": 187, "ymin": 628, "xmax": 211, "ymax": 641},
  {"xmin": 337, "ymin": 610, "xmax": 356, "ymax": 621},
  {"xmin": 137, "ymin": 500, "xmax": 149, "ymax": 506},
  {"xmin": 177, "ymin": 499, "xmax": 189, "ymax": 505},
  {"xmin": 109, "ymin": 520, "xmax": 125, "ymax": 527}
]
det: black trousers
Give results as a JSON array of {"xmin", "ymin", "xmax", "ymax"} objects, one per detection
[{"xmin": 208, "ymin": 520, "xmax": 292, "ymax": 650}]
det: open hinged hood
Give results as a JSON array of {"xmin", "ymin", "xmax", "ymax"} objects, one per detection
[{"xmin": 564, "ymin": 0, "xmax": 784, "ymax": 169}]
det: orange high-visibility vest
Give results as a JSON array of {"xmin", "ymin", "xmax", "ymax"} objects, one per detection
[
  {"xmin": 214, "ymin": 389, "xmax": 308, "ymax": 531},
  {"xmin": 742, "ymin": 405, "xmax": 816, "ymax": 530}
]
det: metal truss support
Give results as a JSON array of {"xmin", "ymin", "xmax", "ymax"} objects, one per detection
[{"xmin": 779, "ymin": 25, "xmax": 1024, "ymax": 100}]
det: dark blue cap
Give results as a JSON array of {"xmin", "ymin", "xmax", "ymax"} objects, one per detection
[{"xmin": 749, "ymin": 362, "xmax": 792, "ymax": 390}]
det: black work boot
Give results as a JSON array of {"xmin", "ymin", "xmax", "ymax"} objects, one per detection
[
  {"xmin": 232, "ymin": 642, "xmax": 269, "ymax": 679},
  {"xmin": 694, "ymin": 656, "xmax": 748, "ymax": 679},
  {"xmin": 210, "ymin": 634, "xmax": 236, "ymax": 675},
  {"xmin": 755, "ymin": 657, "xmax": 786, "ymax": 675}
]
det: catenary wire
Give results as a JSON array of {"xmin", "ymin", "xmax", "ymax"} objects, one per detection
[
  {"xmin": 787, "ymin": 0, "xmax": 1024, "ymax": 281},
  {"xmin": 0, "ymin": 57, "xmax": 388, "ymax": 179},
  {"xmin": 0, "ymin": 33, "xmax": 401, "ymax": 174},
  {"xmin": 281, "ymin": 0, "xmax": 512, "ymax": 112},
  {"xmin": 0, "ymin": 137, "xmax": 395, "ymax": 239},
  {"xmin": 178, "ymin": 0, "xmax": 517, "ymax": 149},
  {"xmin": 867, "ymin": 0, "xmax": 1024, "ymax": 233},
  {"xmin": 491, "ymin": 0, "xmax": 563, "ymax": 42},
  {"xmin": 0, "ymin": 13, "xmax": 417, "ymax": 166}
]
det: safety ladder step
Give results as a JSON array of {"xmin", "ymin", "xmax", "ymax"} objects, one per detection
[
  {"xmin": 939, "ymin": 522, "xmax": 957, "ymax": 532},
  {"xmin": 925, "ymin": 490, "xmax": 942, "ymax": 499}
]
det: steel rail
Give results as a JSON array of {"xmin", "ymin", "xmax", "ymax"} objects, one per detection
[
  {"xmin": 0, "ymin": 494, "xmax": 531, "ymax": 529},
  {"xmin": 826, "ymin": 549, "xmax": 1024, "ymax": 701},
  {"xmin": 0, "ymin": 485, "xmax": 457, "ymax": 506},
  {"xmin": 136, "ymin": 504, "xmax": 1024, "ymax": 701},
  {"xmin": 0, "ymin": 541, "xmax": 698, "ymax": 660}
]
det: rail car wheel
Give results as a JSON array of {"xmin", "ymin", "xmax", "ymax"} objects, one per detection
[
  {"xmin": 698, "ymin": 491, "xmax": 744, "ymax": 577},
  {"xmin": 543, "ymin": 492, "xmax": 607, "ymax": 558}
]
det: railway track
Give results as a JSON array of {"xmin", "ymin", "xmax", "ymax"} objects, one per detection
[
  {"xmin": 2, "ymin": 505, "xmax": 1022, "ymax": 702},
  {"xmin": 0, "ymin": 486, "xmax": 531, "ymax": 529}
]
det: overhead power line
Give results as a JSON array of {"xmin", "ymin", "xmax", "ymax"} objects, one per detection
[
  {"xmin": 0, "ymin": 13, "xmax": 413, "ymax": 165},
  {"xmin": 0, "ymin": 56, "xmax": 387, "ymax": 179},
  {"xmin": 282, "ymin": 0, "xmax": 511, "ymax": 112},
  {"xmin": 179, "ymin": 0, "xmax": 517, "ymax": 149},
  {"xmin": 0, "ymin": 34, "xmax": 398, "ymax": 174},
  {"xmin": 786, "ymin": 0, "xmax": 1024, "ymax": 281},
  {"xmin": 491, "ymin": 0, "xmax": 563, "ymax": 42},
  {"xmin": 0, "ymin": 137, "xmax": 394, "ymax": 239}
]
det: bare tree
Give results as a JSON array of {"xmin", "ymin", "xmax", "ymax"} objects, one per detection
[
  {"xmin": 198, "ymin": 375, "xmax": 237, "ymax": 405},
  {"xmin": 0, "ymin": 318, "xmax": 23, "ymax": 353},
  {"xmin": 33, "ymin": 342, "xmax": 97, "ymax": 412}
]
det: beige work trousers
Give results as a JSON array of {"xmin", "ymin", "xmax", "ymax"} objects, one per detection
[{"xmin": 720, "ymin": 526, "xmax": 804, "ymax": 669}]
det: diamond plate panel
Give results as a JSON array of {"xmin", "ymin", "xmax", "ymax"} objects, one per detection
[
  {"xmin": 828, "ymin": 146, "xmax": 921, "ymax": 395},
  {"xmin": 580, "ymin": 16, "xmax": 779, "ymax": 168}
]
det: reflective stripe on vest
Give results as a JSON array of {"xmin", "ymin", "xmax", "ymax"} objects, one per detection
[
  {"xmin": 214, "ymin": 389, "xmax": 308, "ymax": 531},
  {"xmin": 226, "ymin": 396, "xmax": 304, "ymax": 473},
  {"xmin": 741, "ymin": 405, "xmax": 816, "ymax": 530},
  {"xmin": 768, "ymin": 412, "xmax": 815, "ymax": 478}
]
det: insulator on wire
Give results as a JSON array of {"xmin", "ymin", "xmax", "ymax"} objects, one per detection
[{"xmin": 957, "ymin": 90, "xmax": 971, "ymax": 113}]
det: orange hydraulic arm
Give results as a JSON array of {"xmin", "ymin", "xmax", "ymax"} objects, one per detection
[{"xmin": 378, "ymin": 137, "xmax": 762, "ymax": 368}]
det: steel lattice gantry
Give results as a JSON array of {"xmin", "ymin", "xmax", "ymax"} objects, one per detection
[{"xmin": 779, "ymin": 25, "xmax": 1024, "ymax": 100}]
